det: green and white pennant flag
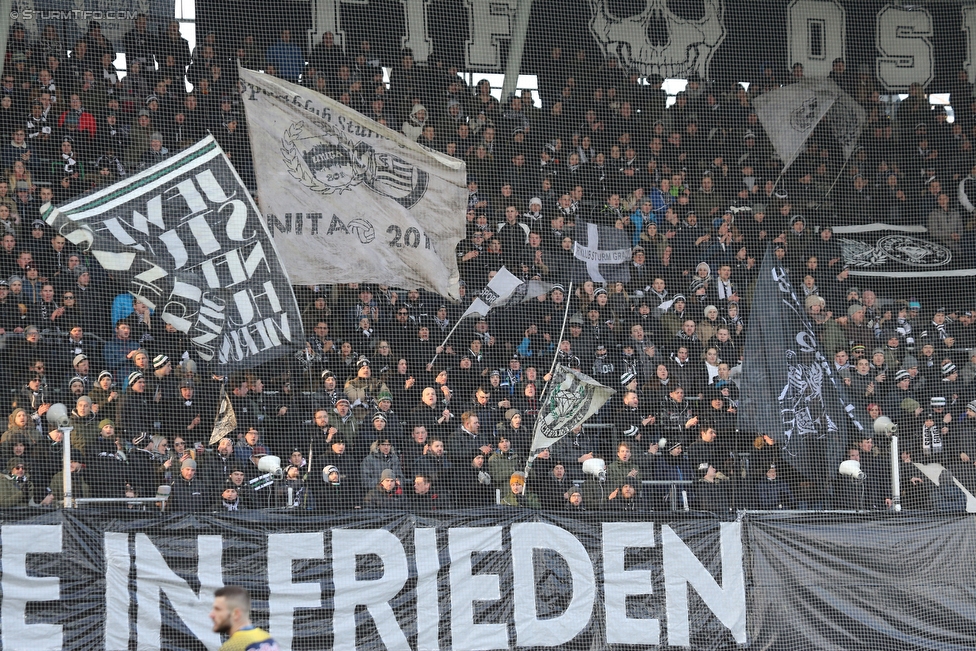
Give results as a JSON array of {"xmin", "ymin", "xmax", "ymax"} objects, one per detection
[{"xmin": 529, "ymin": 365, "xmax": 616, "ymax": 454}]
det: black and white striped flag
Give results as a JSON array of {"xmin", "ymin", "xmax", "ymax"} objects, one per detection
[{"xmin": 42, "ymin": 137, "xmax": 304, "ymax": 372}]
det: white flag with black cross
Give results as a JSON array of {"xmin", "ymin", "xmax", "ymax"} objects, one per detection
[{"xmin": 572, "ymin": 222, "xmax": 632, "ymax": 283}]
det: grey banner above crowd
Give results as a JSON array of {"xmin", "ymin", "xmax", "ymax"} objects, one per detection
[{"xmin": 239, "ymin": 68, "xmax": 468, "ymax": 300}]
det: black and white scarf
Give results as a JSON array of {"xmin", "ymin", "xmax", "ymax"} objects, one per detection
[
  {"xmin": 921, "ymin": 423, "xmax": 943, "ymax": 455},
  {"xmin": 61, "ymin": 150, "xmax": 78, "ymax": 175},
  {"xmin": 716, "ymin": 279, "xmax": 736, "ymax": 301}
]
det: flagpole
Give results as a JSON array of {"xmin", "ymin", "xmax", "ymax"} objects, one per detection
[
  {"xmin": 523, "ymin": 280, "xmax": 574, "ymax": 476},
  {"xmin": 768, "ymin": 168, "xmax": 788, "ymax": 197},
  {"xmin": 819, "ymin": 155, "xmax": 851, "ymax": 203},
  {"xmin": 426, "ymin": 266, "xmax": 550, "ymax": 371},
  {"xmin": 426, "ymin": 316, "xmax": 467, "ymax": 371},
  {"xmin": 301, "ymin": 436, "xmax": 314, "ymax": 509},
  {"xmin": 543, "ymin": 280, "xmax": 575, "ymax": 392}
]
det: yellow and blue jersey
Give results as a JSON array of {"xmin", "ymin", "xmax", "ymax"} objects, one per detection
[{"xmin": 219, "ymin": 626, "xmax": 279, "ymax": 651}]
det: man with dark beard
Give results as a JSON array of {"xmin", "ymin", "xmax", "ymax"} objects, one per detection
[{"xmin": 209, "ymin": 586, "xmax": 279, "ymax": 650}]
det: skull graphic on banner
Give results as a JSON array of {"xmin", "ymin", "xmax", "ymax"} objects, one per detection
[{"xmin": 588, "ymin": 0, "xmax": 727, "ymax": 79}]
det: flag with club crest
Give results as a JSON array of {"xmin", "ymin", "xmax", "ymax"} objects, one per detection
[
  {"xmin": 529, "ymin": 365, "xmax": 616, "ymax": 454},
  {"xmin": 753, "ymin": 78, "xmax": 866, "ymax": 170},
  {"xmin": 239, "ymin": 67, "xmax": 467, "ymax": 300}
]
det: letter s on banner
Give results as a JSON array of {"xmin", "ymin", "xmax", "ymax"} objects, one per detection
[
  {"xmin": 876, "ymin": 4, "xmax": 934, "ymax": 91},
  {"xmin": 796, "ymin": 331, "xmax": 819, "ymax": 353}
]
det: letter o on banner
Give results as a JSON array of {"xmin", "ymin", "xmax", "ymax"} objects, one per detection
[{"xmin": 787, "ymin": 0, "xmax": 847, "ymax": 78}]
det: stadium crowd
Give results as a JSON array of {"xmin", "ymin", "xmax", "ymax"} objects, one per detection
[{"xmin": 0, "ymin": 18, "xmax": 975, "ymax": 515}]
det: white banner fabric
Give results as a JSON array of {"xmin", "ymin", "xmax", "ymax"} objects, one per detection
[{"xmin": 239, "ymin": 68, "xmax": 468, "ymax": 299}]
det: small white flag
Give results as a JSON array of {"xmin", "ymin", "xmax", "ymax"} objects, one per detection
[
  {"xmin": 461, "ymin": 267, "xmax": 552, "ymax": 321},
  {"xmin": 209, "ymin": 386, "xmax": 238, "ymax": 445},
  {"xmin": 656, "ymin": 298, "xmax": 677, "ymax": 313},
  {"xmin": 753, "ymin": 78, "xmax": 865, "ymax": 170}
]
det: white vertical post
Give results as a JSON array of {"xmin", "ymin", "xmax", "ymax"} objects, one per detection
[
  {"xmin": 890, "ymin": 434, "xmax": 901, "ymax": 512},
  {"xmin": 62, "ymin": 427, "xmax": 73, "ymax": 509}
]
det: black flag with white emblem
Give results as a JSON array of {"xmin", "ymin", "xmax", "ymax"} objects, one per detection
[{"xmin": 738, "ymin": 247, "xmax": 863, "ymax": 483}]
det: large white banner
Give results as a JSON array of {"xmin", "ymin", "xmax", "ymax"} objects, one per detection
[
  {"xmin": 238, "ymin": 68, "xmax": 467, "ymax": 299},
  {"xmin": 0, "ymin": 518, "xmax": 747, "ymax": 650}
]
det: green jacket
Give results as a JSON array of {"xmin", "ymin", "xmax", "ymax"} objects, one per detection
[
  {"xmin": 50, "ymin": 471, "xmax": 91, "ymax": 504},
  {"xmin": 501, "ymin": 490, "xmax": 540, "ymax": 508},
  {"xmin": 818, "ymin": 318, "xmax": 848, "ymax": 358},
  {"xmin": 88, "ymin": 386, "xmax": 120, "ymax": 423},
  {"xmin": 0, "ymin": 474, "xmax": 32, "ymax": 507},
  {"xmin": 488, "ymin": 451, "xmax": 522, "ymax": 491},
  {"xmin": 344, "ymin": 378, "xmax": 390, "ymax": 406},
  {"xmin": 332, "ymin": 410, "xmax": 358, "ymax": 450},
  {"xmin": 607, "ymin": 459, "xmax": 640, "ymax": 491},
  {"xmin": 661, "ymin": 311, "xmax": 685, "ymax": 338},
  {"xmin": 69, "ymin": 413, "xmax": 99, "ymax": 455}
]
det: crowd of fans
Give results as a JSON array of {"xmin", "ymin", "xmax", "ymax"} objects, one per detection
[
  {"xmin": 0, "ymin": 17, "xmax": 248, "ymax": 202},
  {"xmin": 1, "ymin": 19, "xmax": 975, "ymax": 515}
]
